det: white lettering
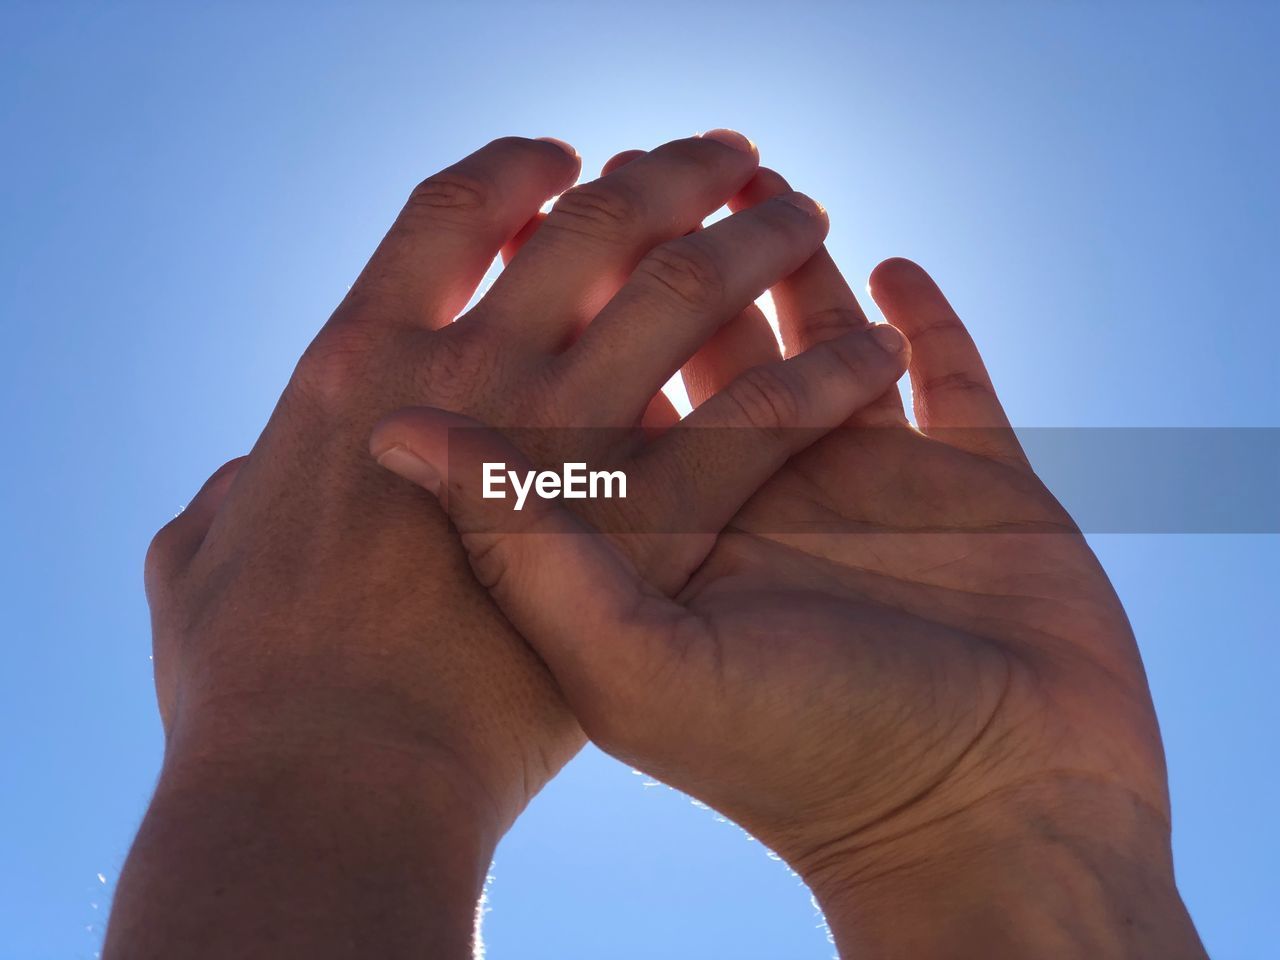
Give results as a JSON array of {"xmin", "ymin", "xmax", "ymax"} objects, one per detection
[
  {"xmin": 480, "ymin": 462, "xmax": 628, "ymax": 510},
  {"xmin": 591, "ymin": 469, "xmax": 626, "ymax": 500},
  {"xmin": 509, "ymin": 469, "xmax": 535, "ymax": 512},
  {"xmin": 535, "ymin": 471, "xmax": 561, "ymax": 499},
  {"xmin": 483, "ymin": 462, "xmax": 505, "ymax": 499},
  {"xmin": 563, "ymin": 463, "xmax": 587, "ymax": 499}
]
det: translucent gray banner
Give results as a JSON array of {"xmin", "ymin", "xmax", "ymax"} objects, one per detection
[{"xmin": 444, "ymin": 426, "xmax": 1279, "ymax": 534}]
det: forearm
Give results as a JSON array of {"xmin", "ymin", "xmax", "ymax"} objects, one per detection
[
  {"xmin": 104, "ymin": 726, "xmax": 500, "ymax": 960},
  {"xmin": 804, "ymin": 783, "xmax": 1206, "ymax": 960}
]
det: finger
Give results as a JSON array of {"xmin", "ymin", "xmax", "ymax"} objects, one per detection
[
  {"xmin": 501, "ymin": 151, "xmax": 650, "ymax": 268},
  {"xmin": 436, "ymin": 177, "xmax": 686, "ymax": 440},
  {"xmin": 603, "ymin": 149, "xmax": 705, "ymax": 242},
  {"xmin": 730, "ymin": 167, "xmax": 908, "ymax": 426},
  {"xmin": 601, "ymin": 150, "xmax": 706, "ymax": 241},
  {"xmin": 600, "ymin": 149, "xmax": 646, "ymax": 176},
  {"xmin": 481, "ymin": 130, "xmax": 760, "ymax": 351},
  {"xmin": 634, "ymin": 325, "xmax": 910, "ymax": 583},
  {"xmin": 560, "ymin": 190, "xmax": 829, "ymax": 425},
  {"xmin": 144, "ymin": 456, "xmax": 248, "ymax": 594},
  {"xmin": 602, "ymin": 147, "xmax": 711, "ymax": 415},
  {"xmin": 343, "ymin": 136, "xmax": 581, "ymax": 330},
  {"xmin": 641, "ymin": 392, "xmax": 682, "ymax": 435},
  {"xmin": 500, "ymin": 211, "xmax": 547, "ymax": 266},
  {"xmin": 368, "ymin": 408, "xmax": 681, "ymax": 698},
  {"xmin": 680, "ymin": 303, "xmax": 780, "ymax": 408},
  {"xmin": 727, "ymin": 168, "xmax": 867, "ymax": 354},
  {"xmin": 868, "ymin": 257, "xmax": 1028, "ymax": 465}
]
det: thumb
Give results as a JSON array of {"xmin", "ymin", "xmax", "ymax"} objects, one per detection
[{"xmin": 368, "ymin": 407, "xmax": 682, "ymax": 699}]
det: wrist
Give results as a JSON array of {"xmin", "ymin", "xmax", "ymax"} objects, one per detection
[
  {"xmin": 162, "ymin": 634, "xmax": 571, "ymax": 832},
  {"xmin": 798, "ymin": 780, "xmax": 1205, "ymax": 959},
  {"xmin": 108, "ymin": 728, "xmax": 502, "ymax": 958}
]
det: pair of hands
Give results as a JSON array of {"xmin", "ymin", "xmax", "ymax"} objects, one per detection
[{"xmin": 108, "ymin": 132, "xmax": 1203, "ymax": 958}]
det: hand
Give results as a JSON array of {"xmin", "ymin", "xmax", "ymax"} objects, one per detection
[
  {"xmin": 374, "ymin": 197, "xmax": 1205, "ymax": 956},
  {"xmin": 108, "ymin": 133, "xmax": 911, "ymax": 959}
]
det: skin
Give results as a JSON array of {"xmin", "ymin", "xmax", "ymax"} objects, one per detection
[
  {"xmin": 376, "ymin": 175, "xmax": 1207, "ymax": 956},
  {"xmin": 106, "ymin": 132, "xmax": 912, "ymax": 959}
]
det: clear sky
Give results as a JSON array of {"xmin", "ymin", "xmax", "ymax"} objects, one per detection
[{"xmin": 2, "ymin": 2, "xmax": 1277, "ymax": 957}]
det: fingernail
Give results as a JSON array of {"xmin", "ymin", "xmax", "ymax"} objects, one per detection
[
  {"xmin": 775, "ymin": 191, "xmax": 826, "ymax": 217},
  {"xmin": 376, "ymin": 444, "xmax": 442, "ymax": 497},
  {"xmin": 537, "ymin": 136, "xmax": 579, "ymax": 158},
  {"xmin": 868, "ymin": 324, "xmax": 908, "ymax": 355},
  {"xmin": 699, "ymin": 128, "xmax": 757, "ymax": 154}
]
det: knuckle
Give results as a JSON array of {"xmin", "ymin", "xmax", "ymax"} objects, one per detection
[
  {"xmin": 405, "ymin": 170, "xmax": 497, "ymax": 223},
  {"xmin": 822, "ymin": 334, "xmax": 876, "ymax": 380},
  {"xmin": 921, "ymin": 370, "xmax": 994, "ymax": 397},
  {"xmin": 725, "ymin": 363, "xmax": 802, "ymax": 432},
  {"xmin": 145, "ymin": 456, "xmax": 246, "ymax": 592},
  {"xmin": 460, "ymin": 530, "xmax": 512, "ymax": 593},
  {"xmin": 458, "ymin": 506, "xmax": 553, "ymax": 597},
  {"xmin": 909, "ymin": 317, "xmax": 965, "ymax": 345},
  {"xmin": 144, "ymin": 521, "xmax": 180, "ymax": 586},
  {"xmin": 636, "ymin": 240, "xmax": 726, "ymax": 311},
  {"xmin": 144, "ymin": 513, "xmax": 199, "ymax": 598},
  {"xmin": 290, "ymin": 327, "xmax": 381, "ymax": 411},
  {"xmin": 800, "ymin": 307, "xmax": 862, "ymax": 343},
  {"xmin": 549, "ymin": 181, "xmax": 643, "ymax": 241},
  {"xmin": 418, "ymin": 324, "xmax": 498, "ymax": 405}
]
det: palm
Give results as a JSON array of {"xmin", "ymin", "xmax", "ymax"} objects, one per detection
[{"xmin": 652, "ymin": 405, "xmax": 1164, "ymax": 871}]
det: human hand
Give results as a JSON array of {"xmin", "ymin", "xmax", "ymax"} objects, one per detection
[
  {"xmin": 109, "ymin": 133, "xmax": 911, "ymax": 958},
  {"xmin": 373, "ymin": 197, "xmax": 1205, "ymax": 956}
]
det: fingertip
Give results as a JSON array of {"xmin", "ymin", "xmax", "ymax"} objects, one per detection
[
  {"xmin": 370, "ymin": 407, "xmax": 470, "ymax": 500},
  {"xmin": 774, "ymin": 190, "xmax": 826, "ymax": 218},
  {"xmin": 773, "ymin": 192, "xmax": 829, "ymax": 243},
  {"xmin": 533, "ymin": 137, "xmax": 583, "ymax": 181},
  {"xmin": 754, "ymin": 166, "xmax": 792, "ymax": 191},
  {"xmin": 536, "ymin": 136, "xmax": 579, "ymax": 159},
  {"xmin": 490, "ymin": 134, "xmax": 580, "ymax": 173},
  {"xmin": 601, "ymin": 149, "xmax": 646, "ymax": 177},
  {"xmin": 824, "ymin": 325, "xmax": 910, "ymax": 385},
  {"xmin": 374, "ymin": 443, "xmax": 442, "ymax": 497},
  {"xmin": 868, "ymin": 323, "xmax": 910, "ymax": 359},
  {"xmin": 868, "ymin": 257, "xmax": 930, "ymax": 297},
  {"xmin": 370, "ymin": 406, "xmax": 446, "ymax": 462},
  {"xmin": 698, "ymin": 128, "xmax": 758, "ymax": 156},
  {"xmin": 730, "ymin": 167, "xmax": 793, "ymax": 210},
  {"xmin": 370, "ymin": 407, "xmax": 501, "ymax": 499},
  {"xmin": 369, "ymin": 414, "xmax": 402, "ymax": 461}
]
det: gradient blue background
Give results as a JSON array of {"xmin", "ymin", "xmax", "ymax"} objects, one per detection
[{"xmin": 2, "ymin": 2, "xmax": 1276, "ymax": 957}]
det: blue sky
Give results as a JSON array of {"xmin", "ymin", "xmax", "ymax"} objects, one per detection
[{"xmin": 1, "ymin": 2, "xmax": 1276, "ymax": 957}]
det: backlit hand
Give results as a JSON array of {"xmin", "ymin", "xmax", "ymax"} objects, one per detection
[
  {"xmin": 375, "ymin": 198, "xmax": 1205, "ymax": 957},
  {"xmin": 109, "ymin": 133, "xmax": 909, "ymax": 959}
]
